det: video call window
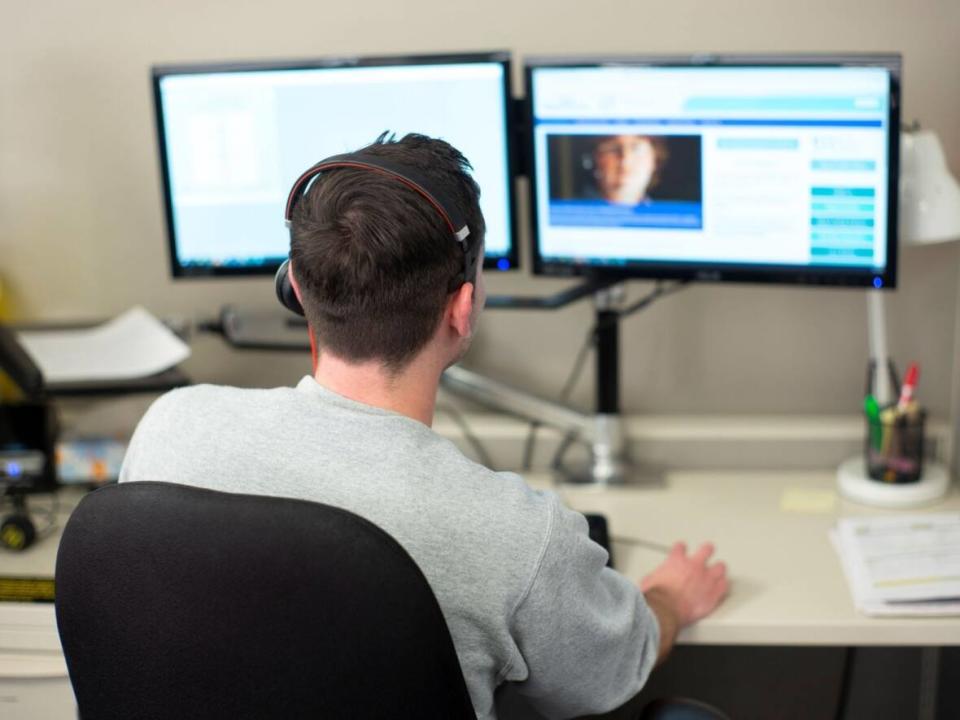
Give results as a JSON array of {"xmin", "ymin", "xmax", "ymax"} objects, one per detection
[{"xmin": 547, "ymin": 133, "xmax": 703, "ymax": 230}]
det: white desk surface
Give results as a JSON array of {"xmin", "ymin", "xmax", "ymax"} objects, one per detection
[
  {"xmin": 527, "ymin": 469, "xmax": 960, "ymax": 647},
  {"xmin": 3, "ymin": 476, "xmax": 960, "ymax": 649}
]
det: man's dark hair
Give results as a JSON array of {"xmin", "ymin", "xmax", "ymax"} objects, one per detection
[{"xmin": 289, "ymin": 132, "xmax": 485, "ymax": 374}]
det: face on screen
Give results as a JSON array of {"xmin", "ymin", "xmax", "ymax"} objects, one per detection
[{"xmin": 593, "ymin": 135, "xmax": 658, "ymax": 204}]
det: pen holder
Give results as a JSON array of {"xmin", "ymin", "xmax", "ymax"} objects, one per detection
[{"xmin": 864, "ymin": 408, "xmax": 926, "ymax": 484}]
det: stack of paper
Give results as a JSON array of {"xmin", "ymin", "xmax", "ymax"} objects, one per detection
[
  {"xmin": 17, "ymin": 306, "xmax": 190, "ymax": 384},
  {"xmin": 832, "ymin": 513, "xmax": 960, "ymax": 616}
]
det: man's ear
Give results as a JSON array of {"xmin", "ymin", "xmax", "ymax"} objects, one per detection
[
  {"xmin": 288, "ymin": 260, "xmax": 304, "ymax": 305},
  {"xmin": 447, "ymin": 281, "xmax": 475, "ymax": 339}
]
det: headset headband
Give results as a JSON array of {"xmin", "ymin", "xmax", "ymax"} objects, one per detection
[
  {"xmin": 277, "ymin": 151, "xmax": 482, "ymax": 318},
  {"xmin": 284, "ymin": 153, "xmax": 477, "ymax": 287},
  {"xmin": 285, "ymin": 155, "xmax": 469, "ymax": 239}
]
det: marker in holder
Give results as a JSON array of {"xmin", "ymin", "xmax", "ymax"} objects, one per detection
[{"xmin": 865, "ymin": 406, "xmax": 926, "ymax": 484}]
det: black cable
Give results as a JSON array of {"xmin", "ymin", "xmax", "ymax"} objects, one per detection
[
  {"xmin": 594, "ymin": 279, "xmax": 689, "ymax": 329},
  {"xmin": 520, "ymin": 422, "xmax": 541, "ymax": 473},
  {"xmin": 522, "ymin": 324, "xmax": 597, "ymax": 471},
  {"xmin": 436, "ymin": 403, "xmax": 496, "ymax": 470},
  {"xmin": 27, "ymin": 492, "xmax": 60, "ymax": 540},
  {"xmin": 549, "ymin": 429, "xmax": 581, "ymax": 475},
  {"xmin": 609, "ymin": 535, "xmax": 673, "ymax": 554},
  {"xmin": 558, "ymin": 327, "xmax": 598, "ymax": 401},
  {"xmin": 195, "ymin": 317, "xmax": 225, "ymax": 335}
]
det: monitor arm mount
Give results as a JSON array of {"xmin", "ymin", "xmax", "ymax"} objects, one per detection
[{"xmin": 442, "ymin": 278, "xmax": 688, "ymax": 485}]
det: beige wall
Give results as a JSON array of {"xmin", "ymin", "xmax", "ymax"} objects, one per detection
[{"xmin": 3, "ymin": 0, "xmax": 959, "ymax": 418}]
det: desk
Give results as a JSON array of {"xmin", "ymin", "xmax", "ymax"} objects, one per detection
[
  {"xmin": 527, "ymin": 469, "xmax": 960, "ymax": 647},
  {"xmin": 521, "ymin": 469, "xmax": 960, "ymax": 718},
  {"xmin": 5, "ymin": 476, "xmax": 960, "ymax": 648},
  {"xmin": 2, "ymin": 474, "xmax": 959, "ymax": 719}
]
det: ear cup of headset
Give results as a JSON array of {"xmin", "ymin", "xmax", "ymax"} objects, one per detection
[
  {"xmin": 275, "ymin": 259, "xmax": 305, "ymax": 316},
  {"xmin": 465, "ymin": 241, "xmax": 483, "ymax": 288}
]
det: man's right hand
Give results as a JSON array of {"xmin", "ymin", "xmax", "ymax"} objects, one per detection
[{"xmin": 639, "ymin": 542, "xmax": 728, "ymax": 662}]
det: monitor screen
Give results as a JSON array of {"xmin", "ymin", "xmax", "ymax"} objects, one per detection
[
  {"xmin": 526, "ymin": 55, "xmax": 901, "ymax": 287},
  {"xmin": 153, "ymin": 53, "xmax": 518, "ymax": 277}
]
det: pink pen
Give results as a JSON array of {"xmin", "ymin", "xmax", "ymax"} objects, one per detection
[{"xmin": 897, "ymin": 363, "xmax": 919, "ymax": 411}]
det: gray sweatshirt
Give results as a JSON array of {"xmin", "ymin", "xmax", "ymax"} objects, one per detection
[{"xmin": 119, "ymin": 376, "xmax": 659, "ymax": 719}]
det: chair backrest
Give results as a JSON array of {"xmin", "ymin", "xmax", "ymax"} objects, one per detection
[{"xmin": 55, "ymin": 481, "xmax": 476, "ymax": 720}]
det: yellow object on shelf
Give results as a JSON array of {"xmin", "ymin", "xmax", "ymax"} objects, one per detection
[
  {"xmin": 0, "ymin": 370, "xmax": 27, "ymax": 402},
  {"xmin": 0, "ymin": 274, "xmax": 11, "ymax": 322}
]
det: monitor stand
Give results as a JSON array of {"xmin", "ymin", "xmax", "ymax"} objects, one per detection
[
  {"xmin": 219, "ymin": 305, "xmax": 311, "ymax": 351},
  {"xmin": 566, "ymin": 281, "xmax": 689, "ymax": 483},
  {"xmin": 562, "ymin": 286, "xmax": 629, "ymax": 484},
  {"xmin": 442, "ymin": 283, "xmax": 647, "ymax": 486}
]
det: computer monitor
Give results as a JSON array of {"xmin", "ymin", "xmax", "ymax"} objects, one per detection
[
  {"xmin": 526, "ymin": 54, "xmax": 901, "ymax": 288},
  {"xmin": 153, "ymin": 52, "xmax": 518, "ymax": 277}
]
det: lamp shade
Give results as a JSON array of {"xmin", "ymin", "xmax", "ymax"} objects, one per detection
[{"xmin": 899, "ymin": 129, "xmax": 960, "ymax": 244}]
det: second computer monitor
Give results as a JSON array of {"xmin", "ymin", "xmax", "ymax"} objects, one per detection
[
  {"xmin": 526, "ymin": 55, "xmax": 901, "ymax": 288},
  {"xmin": 154, "ymin": 52, "xmax": 518, "ymax": 277}
]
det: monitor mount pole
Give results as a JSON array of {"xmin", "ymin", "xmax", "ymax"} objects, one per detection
[{"xmin": 585, "ymin": 286, "xmax": 628, "ymax": 484}]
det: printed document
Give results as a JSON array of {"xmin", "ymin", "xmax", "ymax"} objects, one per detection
[
  {"xmin": 832, "ymin": 513, "xmax": 960, "ymax": 616},
  {"xmin": 17, "ymin": 306, "xmax": 190, "ymax": 383}
]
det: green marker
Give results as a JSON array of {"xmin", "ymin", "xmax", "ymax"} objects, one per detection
[{"xmin": 864, "ymin": 394, "xmax": 882, "ymax": 449}]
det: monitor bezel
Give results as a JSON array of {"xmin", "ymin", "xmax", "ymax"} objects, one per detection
[
  {"xmin": 152, "ymin": 51, "xmax": 520, "ymax": 279},
  {"xmin": 524, "ymin": 54, "xmax": 902, "ymax": 289}
]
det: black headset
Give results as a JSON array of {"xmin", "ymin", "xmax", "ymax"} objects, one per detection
[{"xmin": 275, "ymin": 152, "xmax": 481, "ymax": 317}]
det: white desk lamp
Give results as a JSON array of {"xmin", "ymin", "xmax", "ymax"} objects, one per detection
[{"xmin": 838, "ymin": 127, "xmax": 960, "ymax": 507}]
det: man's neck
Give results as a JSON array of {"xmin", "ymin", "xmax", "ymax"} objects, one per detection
[{"xmin": 313, "ymin": 352, "xmax": 441, "ymax": 426}]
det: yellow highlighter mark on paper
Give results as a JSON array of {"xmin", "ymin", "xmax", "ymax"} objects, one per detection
[
  {"xmin": 874, "ymin": 575, "xmax": 960, "ymax": 589},
  {"xmin": 781, "ymin": 488, "xmax": 837, "ymax": 514}
]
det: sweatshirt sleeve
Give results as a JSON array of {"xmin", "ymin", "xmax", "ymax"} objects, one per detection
[{"xmin": 504, "ymin": 493, "xmax": 660, "ymax": 719}]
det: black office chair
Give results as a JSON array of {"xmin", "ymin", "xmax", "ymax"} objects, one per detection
[
  {"xmin": 54, "ymin": 481, "xmax": 476, "ymax": 720},
  {"xmin": 640, "ymin": 698, "xmax": 732, "ymax": 720}
]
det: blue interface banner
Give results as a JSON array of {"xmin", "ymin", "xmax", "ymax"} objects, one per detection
[
  {"xmin": 537, "ymin": 118, "xmax": 884, "ymax": 128},
  {"xmin": 550, "ymin": 200, "xmax": 703, "ymax": 230}
]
